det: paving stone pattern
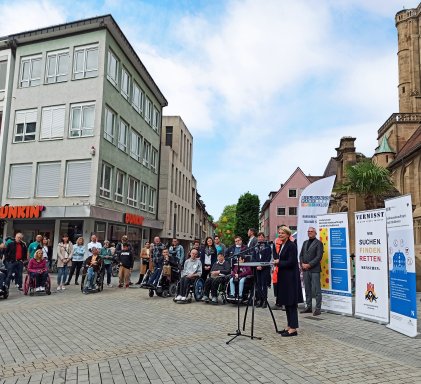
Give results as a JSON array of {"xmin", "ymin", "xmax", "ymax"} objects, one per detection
[{"xmin": 0, "ymin": 275, "xmax": 420, "ymax": 383}]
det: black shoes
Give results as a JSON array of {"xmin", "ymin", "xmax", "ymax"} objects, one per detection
[
  {"xmin": 64, "ymin": 282, "xmax": 70, "ymax": 286},
  {"xmin": 313, "ymin": 309, "xmax": 322, "ymax": 316},
  {"xmin": 300, "ymin": 308, "xmax": 312, "ymax": 314},
  {"xmin": 281, "ymin": 331, "xmax": 297, "ymax": 337}
]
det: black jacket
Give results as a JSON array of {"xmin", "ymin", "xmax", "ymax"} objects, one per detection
[
  {"xmin": 118, "ymin": 250, "xmax": 134, "ymax": 269},
  {"xmin": 5, "ymin": 241, "xmax": 28, "ymax": 263}
]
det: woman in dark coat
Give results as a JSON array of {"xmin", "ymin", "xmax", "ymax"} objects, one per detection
[
  {"xmin": 274, "ymin": 226, "xmax": 303, "ymax": 336},
  {"xmin": 200, "ymin": 237, "xmax": 217, "ymax": 280}
]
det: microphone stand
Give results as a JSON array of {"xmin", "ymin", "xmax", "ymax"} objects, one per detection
[{"xmin": 226, "ymin": 245, "xmax": 260, "ymax": 344}]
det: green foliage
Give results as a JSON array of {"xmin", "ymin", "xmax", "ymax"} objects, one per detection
[
  {"xmin": 335, "ymin": 159, "xmax": 394, "ymax": 209},
  {"xmin": 235, "ymin": 192, "xmax": 260, "ymax": 243},
  {"xmin": 215, "ymin": 205, "xmax": 237, "ymax": 245}
]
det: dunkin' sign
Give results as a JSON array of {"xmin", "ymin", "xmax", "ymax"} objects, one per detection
[
  {"xmin": 0, "ymin": 205, "xmax": 45, "ymax": 219},
  {"xmin": 124, "ymin": 213, "xmax": 144, "ymax": 226}
]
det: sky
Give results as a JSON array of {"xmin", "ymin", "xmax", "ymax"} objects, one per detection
[{"xmin": 0, "ymin": 0, "xmax": 418, "ymax": 220}]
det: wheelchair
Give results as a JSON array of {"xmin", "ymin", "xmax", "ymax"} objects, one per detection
[
  {"xmin": 0, "ymin": 268, "xmax": 10, "ymax": 299},
  {"xmin": 202, "ymin": 275, "xmax": 229, "ymax": 304},
  {"xmin": 80, "ymin": 263, "xmax": 105, "ymax": 294},
  {"xmin": 23, "ymin": 272, "xmax": 52, "ymax": 296},
  {"xmin": 225, "ymin": 275, "xmax": 254, "ymax": 305},
  {"xmin": 173, "ymin": 276, "xmax": 204, "ymax": 303},
  {"xmin": 142, "ymin": 265, "xmax": 180, "ymax": 298}
]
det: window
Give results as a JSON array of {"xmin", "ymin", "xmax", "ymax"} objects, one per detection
[
  {"xmin": 145, "ymin": 97, "xmax": 152, "ymax": 124},
  {"xmin": 277, "ymin": 207, "xmax": 286, "ymax": 216},
  {"xmin": 14, "ymin": 109, "xmax": 37, "ymax": 142},
  {"xmin": 65, "ymin": 160, "xmax": 91, "ymax": 196},
  {"xmin": 151, "ymin": 147, "xmax": 158, "ymax": 173},
  {"xmin": 118, "ymin": 119, "xmax": 128, "ymax": 152},
  {"xmin": 40, "ymin": 105, "xmax": 65, "ymax": 140},
  {"xmin": 20, "ymin": 55, "xmax": 42, "ymax": 87},
  {"xmin": 69, "ymin": 103, "xmax": 95, "ymax": 137},
  {"xmin": 104, "ymin": 106, "xmax": 116, "ymax": 143},
  {"xmin": 165, "ymin": 126, "xmax": 173, "ymax": 146},
  {"xmin": 73, "ymin": 45, "xmax": 98, "ymax": 79},
  {"xmin": 8, "ymin": 164, "xmax": 32, "ymax": 198},
  {"xmin": 121, "ymin": 67, "xmax": 130, "ymax": 99},
  {"xmin": 288, "ymin": 207, "xmax": 297, "ymax": 216},
  {"xmin": 148, "ymin": 187, "xmax": 156, "ymax": 213},
  {"xmin": 127, "ymin": 177, "xmax": 139, "ymax": 207},
  {"xmin": 130, "ymin": 130, "xmax": 142, "ymax": 161},
  {"xmin": 46, "ymin": 50, "xmax": 69, "ymax": 84},
  {"xmin": 115, "ymin": 170, "xmax": 125, "ymax": 203},
  {"xmin": 288, "ymin": 189, "xmax": 297, "ymax": 198},
  {"xmin": 100, "ymin": 163, "xmax": 112, "ymax": 199},
  {"xmin": 132, "ymin": 82, "xmax": 144, "ymax": 113},
  {"xmin": 140, "ymin": 183, "xmax": 148, "ymax": 210},
  {"xmin": 152, "ymin": 107, "xmax": 160, "ymax": 132},
  {"xmin": 143, "ymin": 140, "xmax": 151, "ymax": 167},
  {"xmin": 0, "ymin": 60, "xmax": 7, "ymax": 91},
  {"xmin": 289, "ymin": 226, "xmax": 297, "ymax": 231},
  {"xmin": 107, "ymin": 50, "xmax": 119, "ymax": 86},
  {"xmin": 36, "ymin": 162, "xmax": 60, "ymax": 197}
]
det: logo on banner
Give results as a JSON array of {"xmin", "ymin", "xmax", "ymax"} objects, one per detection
[{"xmin": 365, "ymin": 282, "xmax": 378, "ymax": 303}]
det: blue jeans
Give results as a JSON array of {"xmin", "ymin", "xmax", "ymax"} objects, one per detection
[
  {"xmin": 57, "ymin": 266, "xmax": 68, "ymax": 286},
  {"xmin": 5, "ymin": 261, "xmax": 23, "ymax": 288},
  {"xmin": 229, "ymin": 277, "xmax": 246, "ymax": 297},
  {"xmin": 85, "ymin": 267, "xmax": 96, "ymax": 289},
  {"xmin": 30, "ymin": 272, "xmax": 48, "ymax": 287},
  {"xmin": 148, "ymin": 268, "xmax": 161, "ymax": 286}
]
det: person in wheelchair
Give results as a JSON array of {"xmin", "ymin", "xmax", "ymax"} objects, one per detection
[
  {"xmin": 228, "ymin": 255, "xmax": 252, "ymax": 300},
  {"xmin": 146, "ymin": 249, "xmax": 176, "ymax": 287},
  {"xmin": 83, "ymin": 247, "xmax": 103, "ymax": 293},
  {"xmin": 202, "ymin": 252, "xmax": 230, "ymax": 304},
  {"xmin": 174, "ymin": 248, "xmax": 202, "ymax": 303},
  {"xmin": 27, "ymin": 249, "xmax": 48, "ymax": 292}
]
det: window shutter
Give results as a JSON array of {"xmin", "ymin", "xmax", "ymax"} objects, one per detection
[
  {"xmin": 51, "ymin": 107, "xmax": 65, "ymax": 138},
  {"xmin": 40, "ymin": 108, "xmax": 52, "ymax": 139},
  {"xmin": 15, "ymin": 111, "xmax": 26, "ymax": 125},
  {"xmin": 9, "ymin": 164, "xmax": 32, "ymax": 198},
  {"xmin": 65, "ymin": 161, "xmax": 91, "ymax": 196},
  {"xmin": 36, "ymin": 163, "xmax": 60, "ymax": 197},
  {"xmin": 25, "ymin": 109, "xmax": 37, "ymax": 123}
]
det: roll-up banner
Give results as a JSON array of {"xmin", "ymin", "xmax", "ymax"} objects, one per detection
[
  {"xmin": 354, "ymin": 208, "xmax": 389, "ymax": 323},
  {"xmin": 317, "ymin": 212, "xmax": 353, "ymax": 315},
  {"xmin": 385, "ymin": 195, "xmax": 418, "ymax": 337},
  {"xmin": 297, "ymin": 175, "xmax": 336, "ymax": 254}
]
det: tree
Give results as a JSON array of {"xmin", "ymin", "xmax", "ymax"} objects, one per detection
[
  {"xmin": 215, "ymin": 205, "xmax": 236, "ymax": 245},
  {"xmin": 335, "ymin": 159, "xmax": 395, "ymax": 209},
  {"xmin": 235, "ymin": 192, "xmax": 260, "ymax": 243}
]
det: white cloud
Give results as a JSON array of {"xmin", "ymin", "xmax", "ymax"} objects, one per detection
[{"xmin": 0, "ymin": 0, "xmax": 66, "ymax": 36}]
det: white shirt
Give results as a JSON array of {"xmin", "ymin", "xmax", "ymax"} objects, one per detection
[{"xmin": 87, "ymin": 241, "xmax": 102, "ymax": 257}]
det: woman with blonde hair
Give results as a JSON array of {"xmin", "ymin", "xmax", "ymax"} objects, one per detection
[
  {"xmin": 273, "ymin": 226, "xmax": 303, "ymax": 337},
  {"xmin": 66, "ymin": 237, "xmax": 84, "ymax": 285}
]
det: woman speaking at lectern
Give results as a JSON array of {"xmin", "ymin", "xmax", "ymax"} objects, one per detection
[{"xmin": 273, "ymin": 226, "xmax": 303, "ymax": 337}]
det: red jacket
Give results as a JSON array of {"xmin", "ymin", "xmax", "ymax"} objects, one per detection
[{"xmin": 28, "ymin": 258, "xmax": 47, "ymax": 273}]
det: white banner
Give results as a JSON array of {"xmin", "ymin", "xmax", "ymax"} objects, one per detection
[
  {"xmin": 297, "ymin": 175, "xmax": 336, "ymax": 254},
  {"xmin": 385, "ymin": 195, "xmax": 418, "ymax": 337},
  {"xmin": 317, "ymin": 212, "xmax": 353, "ymax": 315},
  {"xmin": 354, "ymin": 209, "xmax": 389, "ymax": 323}
]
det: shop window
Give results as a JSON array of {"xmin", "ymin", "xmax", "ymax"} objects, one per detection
[
  {"xmin": 108, "ymin": 224, "xmax": 126, "ymax": 244},
  {"xmin": 59, "ymin": 220, "xmax": 83, "ymax": 244},
  {"xmin": 95, "ymin": 221, "xmax": 106, "ymax": 242}
]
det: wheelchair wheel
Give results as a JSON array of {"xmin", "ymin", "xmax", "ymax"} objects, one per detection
[
  {"xmin": 193, "ymin": 278, "xmax": 204, "ymax": 301},
  {"xmin": 162, "ymin": 289, "xmax": 169, "ymax": 298},
  {"xmin": 23, "ymin": 275, "xmax": 30, "ymax": 296},
  {"xmin": 2, "ymin": 290, "xmax": 9, "ymax": 299},
  {"xmin": 169, "ymin": 283, "xmax": 177, "ymax": 297},
  {"xmin": 80, "ymin": 272, "xmax": 86, "ymax": 292},
  {"xmin": 156, "ymin": 286, "xmax": 163, "ymax": 295},
  {"xmin": 111, "ymin": 263, "xmax": 119, "ymax": 277},
  {"xmin": 149, "ymin": 289, "xmax": 154, "ymax": 297}
]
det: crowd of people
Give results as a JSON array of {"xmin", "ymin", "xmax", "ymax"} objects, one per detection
[{"xmin": 0, "ymin": 225, "xmax": 324, "ymax": 337}]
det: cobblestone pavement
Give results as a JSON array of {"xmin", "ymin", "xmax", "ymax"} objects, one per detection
[{"xmin": 0, "ymin": 272, "xmax": 420, "ymax": 384}]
